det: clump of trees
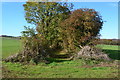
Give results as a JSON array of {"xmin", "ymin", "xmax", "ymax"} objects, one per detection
[
  {"xmin": 60, "ymin": 9, "xmax": 103, "ymax": 54},
  {"xmin": 4, "ymin": 2, "xmax": 105, "ymax": 64}
]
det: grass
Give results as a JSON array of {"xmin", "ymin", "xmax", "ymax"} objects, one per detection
[
  {"xmin": 1, "ymin": 37, "xmax": 22, "ymax": 59},
  {"xmin": 97, "ymin": 44, "xmax": 120, "ymax": 60},
  {"xmin": 1, "ymin": 37, "xmax": 119, "ymax": 78},
  {"xmin": 97, "ymin": 44, "xmax": 119, "ymax": 50},
  {"xmin": 2, "ymin": 60, "xmax": 118, "ymax": 78}
]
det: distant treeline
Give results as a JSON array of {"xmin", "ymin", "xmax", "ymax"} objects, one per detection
[
  {"xmin": 0, "ymin": 35, "xmax": 119, "ymax": 45},
  {"xmin": 0, "ymin": 35, "xmax": 21, "ymax": 39},
  {"xmin": 97, "ymin": 39, "xmax": 120, "ymax": 45}
]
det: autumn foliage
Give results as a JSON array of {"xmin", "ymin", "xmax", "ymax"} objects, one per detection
[
  {"xmin": 4, "ymin": 2, "xmax": 104, "ymax": 63},
  {"xmin": 60, "ymin": 8, "xmax": 103, "ymax": 53},
  {"xmin": 21, "ymin": 3, "xmax": 104, "ymax": 62}
]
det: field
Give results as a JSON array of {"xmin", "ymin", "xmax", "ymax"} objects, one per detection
[
  {"xmin": 1, "ymin": 37, "xmax": 22, "ymax": 59},
  {"xmin": 1, "ymin": 37, "xmax": 119, "ymax": 78}
]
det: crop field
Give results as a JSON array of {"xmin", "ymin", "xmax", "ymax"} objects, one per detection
[{"xmin": 1, "ymin": 37, "xmax": 119, "ymax": 78}]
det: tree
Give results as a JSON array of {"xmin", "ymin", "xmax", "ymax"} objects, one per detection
[
  {"xmin": 23, "ymin": 2, "xmax": 73, "ymax": 49},
  {"xmin": 16, "ymin": 2, "xmax": 73, "ymax": 63},
  {"xmin": 60, "ymin": 8, "xmax": 103, "ymax": 54},
  {"xmin": 4, "ymin": 3, "xmax": 104, "ymax": 63}
]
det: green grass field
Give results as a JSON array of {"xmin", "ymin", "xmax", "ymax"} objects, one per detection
[
  {"xmin": 1, "ymin": 37, "xmax": 22, "ymax": 59},
  {"xmin": 96, "ymin": 44, "xmax": 120, "ymax": 60},
  {"xmin": 1, "ymin": 37, "xmax": 119, "ymax": 78}
]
